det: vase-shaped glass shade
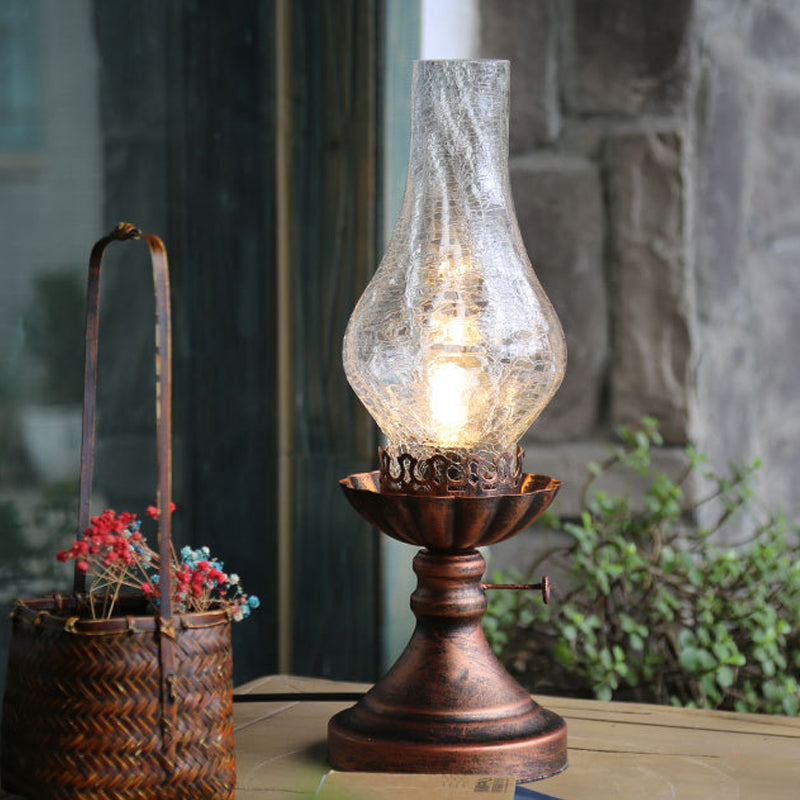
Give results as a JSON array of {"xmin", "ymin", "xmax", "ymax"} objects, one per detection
[{"xmin": 343, "ymin": 60, "xmax": 566, "ymax": 494}]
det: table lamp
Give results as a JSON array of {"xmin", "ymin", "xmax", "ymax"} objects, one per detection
[{"xmin": 328, "ymin": 59, "xmax": 568, "ymax": 781}]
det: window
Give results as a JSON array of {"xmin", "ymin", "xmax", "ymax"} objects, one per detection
[{"xmin": 0, "ymin": 0, "xmax": 380, "ymax": 699}]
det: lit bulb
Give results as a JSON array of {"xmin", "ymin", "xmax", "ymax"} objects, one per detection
[
  {"xmin": 428, "ymin": 362, "xmax": 473, "ymax": 443},
  {"xmin": 343, "ymin": 60, "xmax": 566, "ymax": 494}
]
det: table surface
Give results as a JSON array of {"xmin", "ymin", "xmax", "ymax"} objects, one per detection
[
  {"xmin": 233, "ymin": 675, "xmax": 800, "ymax": 799},
  {"xmin": 3, "ymin": 674, "xmax": 800, "ymax": 798}
]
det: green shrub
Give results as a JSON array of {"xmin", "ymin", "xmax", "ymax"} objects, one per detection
[{"xmin": 484, "ymin": 418, "xmax": 800, "ymax": 714}]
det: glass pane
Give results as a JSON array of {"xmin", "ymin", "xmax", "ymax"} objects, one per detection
[
  {"xmin": 0, "ymin": 0, "xmax": 96, "ymax": 676},
  {"xmin": 0, "ymin": 0, "xmax": 278, "ymax": 700},
  {"xmin": 1, "ymin": 0, "xmax": 383, "ymax": 708}
]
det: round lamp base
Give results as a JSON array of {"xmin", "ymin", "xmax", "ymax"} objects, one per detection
[
  {"xmin": 327, "ymin": 549, "xmax": 568, "ymax": 782},
  {"xmin": 329, "ymin": 705, "xmax": 567, "ymax": 782}
]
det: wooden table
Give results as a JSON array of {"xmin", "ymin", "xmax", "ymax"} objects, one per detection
[
  {"xmin": 3, "ymin": 674, "xmax": 799, "ymax": 798},
  {"xmin": 233, "ymin": 675, "xmax": 800, "ymax": 799}
]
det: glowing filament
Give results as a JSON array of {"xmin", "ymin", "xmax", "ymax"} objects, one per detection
[{"xmin": 428, "ymin": 362, "xmax": 472, "ymax": 444}]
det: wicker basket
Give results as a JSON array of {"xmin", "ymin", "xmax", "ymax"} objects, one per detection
[{"xmin": 0, "ymin": 225, "xmax": 236, "ymax": 799}]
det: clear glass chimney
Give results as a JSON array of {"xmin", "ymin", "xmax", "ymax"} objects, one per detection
[{"xmin": 343, "ymin": 60, "xmax": 566, "ymax": 494}]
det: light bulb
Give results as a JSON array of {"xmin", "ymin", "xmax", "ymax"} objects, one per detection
[
  {"xmin": 428, "ymin": 362, "xmax": 473, "ymax": 443},
  {"xmin": 343, "ymin": 60, "xmax": 566, "ymax": 494}
]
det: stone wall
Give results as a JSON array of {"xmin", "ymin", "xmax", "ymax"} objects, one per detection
[
  {"xmin": 479, "ymin": 0, "xmax": 800, "ymax": 525},
  {"xmin": 694, "ymin": 0, "xmax": 800, "ymax": 515}
]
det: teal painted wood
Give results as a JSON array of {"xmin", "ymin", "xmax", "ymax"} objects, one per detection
[
  {"xmin": 167, "ymin": 0, "xmax": 279, "ymax": 686},
  {"xmin": 290, "ymin": 0, "xmax": 380, "ymax": 680},
  {"xmin": 93, "ymin": 0, "xmax": 279, "ymax": 685}
]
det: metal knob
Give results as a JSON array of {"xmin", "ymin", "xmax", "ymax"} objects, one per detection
[{"xmin": 481, "ymin": 575, "xmax": 551, "ymax": 605}]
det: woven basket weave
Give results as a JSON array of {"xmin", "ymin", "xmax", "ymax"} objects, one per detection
[{"xmin": 0, "ymin": 225, "xmax": 236, "ymax": 799}]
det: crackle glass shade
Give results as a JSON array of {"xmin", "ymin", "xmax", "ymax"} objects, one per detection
[{"xmin": 343, "ymin": 60, "xmax": 566, "ymax": 482}]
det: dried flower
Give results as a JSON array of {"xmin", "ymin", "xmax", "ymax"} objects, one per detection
[
  {"xmin": 146, "ymin": 502, "xmax": 177, "ymax": 519},
  {"xmin": 56, "ymin": 505, "xmax": 256, "ymax": 621}
]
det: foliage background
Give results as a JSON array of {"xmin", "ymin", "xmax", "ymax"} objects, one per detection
[{"xmin": 484, "ymin": 419, "xmax": 800, "ymax": 715}]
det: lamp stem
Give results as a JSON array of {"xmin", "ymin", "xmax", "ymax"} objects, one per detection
[{"xmin": 328, "ymin": 549, "xmax": 566, "ymax": 781}]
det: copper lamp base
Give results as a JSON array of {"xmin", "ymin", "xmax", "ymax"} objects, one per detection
[{"xmin": 328, "ymin": 472, "xmax": 568, "ymax": 782}]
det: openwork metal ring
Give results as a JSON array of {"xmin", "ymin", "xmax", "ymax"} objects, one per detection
[{"xmin": 379, "ymin": 445, "xmax": 523, "ymax": 496}]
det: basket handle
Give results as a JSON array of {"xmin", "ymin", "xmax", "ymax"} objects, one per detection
[{"xmin": 75, "ymin": 222, "xmax": 174, "ymax": 625}]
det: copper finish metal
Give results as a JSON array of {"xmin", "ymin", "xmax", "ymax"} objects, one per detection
[
  {"xmin": 483, "ymin": 576, "xmax": 551, "ymax": 605},
  {"xmin": 379, "ymin": 445, "xmax": 524, "ymax": 496},
  {"xmin": 329, "ymin": 475, "xmax": 568, "ymax": 781},
  {"xmin": 340, "ymin": 470, "xmax": 560, "ymax": 551}
]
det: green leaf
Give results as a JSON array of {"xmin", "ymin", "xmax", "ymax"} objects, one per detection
[
  {"xmin": 679, "ymin": 647, "xmax": 698, "ymax": 672},
  {"xmin": 697, "ymin": 649, "xmax": 716, "ymax": 671},
  {"xmin": 619, "ymin": 613, "xmax": 635, "ymax": 633},
  {"xmin": 716, "ymin": 666, "xmax": 734, "ymax": 688},
  {"xmin": 553, "ymin": 641, "xmax": 574, "ymax": 666}
]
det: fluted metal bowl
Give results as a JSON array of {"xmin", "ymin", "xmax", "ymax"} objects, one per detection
[{"xmin": 339, "ymin": 471, "xmax": 561, "ymax": 552}]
